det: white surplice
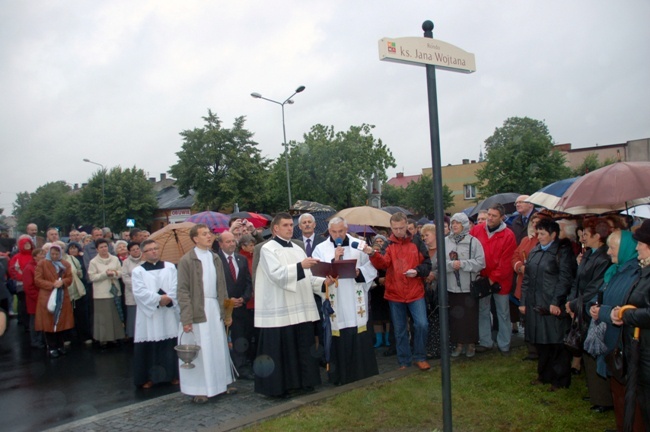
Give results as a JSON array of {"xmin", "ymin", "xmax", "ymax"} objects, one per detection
[{"xmin": 179, "ymin": 247, "xmax": 234, "ymax": 397}]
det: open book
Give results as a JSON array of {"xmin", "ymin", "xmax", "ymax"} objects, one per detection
[{"xmin": 310, "ymin": 259, "xmax": 357, "ymax": 279}]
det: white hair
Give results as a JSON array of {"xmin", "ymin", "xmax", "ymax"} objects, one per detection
[
  {"xmin": 298, "ymin": 213, "xmax": 315, "ymax": 224},
  {"xmin": 328, "ymin": 217, "xmax": 348, "ymax": 228}
]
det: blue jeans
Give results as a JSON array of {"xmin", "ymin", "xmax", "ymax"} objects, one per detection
[
  {"xmin": 478, "ymin": 293, "xmax": 511, "ymax": 351},
  {"xmin": 389, "ymin": 298, "xmax": 428, "ymax": 366}
]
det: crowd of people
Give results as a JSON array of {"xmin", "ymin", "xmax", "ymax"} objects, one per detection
[{"xmin": 0, "ymin": 202, "xmax": 648, "ymax": 431}]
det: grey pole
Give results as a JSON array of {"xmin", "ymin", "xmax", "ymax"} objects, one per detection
[
  {"xmin": 83, "ymin": 158, "xmax": 106, "ymax": 227},
  {"xmin": 422, "ymin": 19, "xmax": 453, "ymax": 432},
  {"xmin": 251, "ymin": 86, "xmax": 305, "ymax": 210}
]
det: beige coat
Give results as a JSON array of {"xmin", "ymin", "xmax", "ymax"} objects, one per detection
[
  {"xmin": 88, "ymin": 254, "xmax": 122, "ymax": 299},
  {"xmin": 177, "ymin": 248, "xmax": 228, "ymax": 326}
]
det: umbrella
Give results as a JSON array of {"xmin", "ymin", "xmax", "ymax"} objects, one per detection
[
  {"xmin": 621, "ymin": 204, "xmax": 650, "ymax": 219},
  {"xmin": 381, "ymin": 206, "xmax": 414, "ymax": 217},
  {"xmin": 230, "ymin": 211, "xmax": 269, "ymax": 228},
  {"xmin": 330, "ymin": 206, "xmax": 392, "ymax": 227},
  {"xmin": 557, "ymin": 162, "xmax": 650, "ymax": 214},
  {"xmin": 185, "ymin": 211, "xmax": 230, "ymax": 233},
  {"xmin": 527, "ymin": 177, "xmax": 578, "ymax": 210},
  {"xmin": 618, "ymin": 305, "xmax": 641, "ymax": 432},
  {"xmin": 322, "ymin": 289, "xmax": 336, "ymax": 372},
  {"xmin": 52, "ymin": 284, "xmax": 64, "ymax": 332},
  {"xmin": 149, "ymin": 222, "xmax": 196, "ymax": 264},
  {"xmin": 468, "ymin": 192, "xmax": 520, "ymax": 217},
  {"xmin": 347, "ymin": 224, "xmax": 376, "ymax": 235}
]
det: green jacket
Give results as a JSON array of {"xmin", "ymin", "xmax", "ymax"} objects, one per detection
[{"xmin": 177, "ymin": 248, "xmax": 228, "ymax": 326}]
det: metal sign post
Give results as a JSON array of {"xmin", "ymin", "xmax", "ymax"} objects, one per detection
[{"xmin": 379, "ymin": 20, "xmax": 476, "ymax": 432}]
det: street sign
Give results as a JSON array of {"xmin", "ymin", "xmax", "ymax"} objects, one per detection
[
  {"xmin": 126, "ymin": 218, "xmax": 135, "ymax": 227},
  {"xmin": 378, "ymin": 37, "xmax": 476, "ymax": 73}
]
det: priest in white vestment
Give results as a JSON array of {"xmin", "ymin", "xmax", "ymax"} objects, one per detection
[
  {"xmin": 131, "ymin": 239, "xmax": 180, "ymax": 388},
  {"xmin": 312, "ymin": 217, "xmax": 379, "ymax": 385}
]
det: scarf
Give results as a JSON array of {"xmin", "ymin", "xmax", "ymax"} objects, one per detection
[
  {"xmin": 604, "ymin": 231, "xmax": 638, "ymax": 283},
  {"xmin": 46, "ymin": 246, "xmax": 66, "ymax": 275}
]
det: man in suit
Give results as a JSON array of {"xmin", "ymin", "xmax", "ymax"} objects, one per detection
[
  {"xmin": 510, "ymin": 195, "xmax": 537, "ymax": 245},
  {"xmin": 218, "ymin": 231, "xmax": 254, "ymax": 379},
  {"xmin": 298, "ymin": 213, "xmax": 325, "ymax": 257},
  {"xmin": 298, "ymin": 213, "xmax": 326, "ymax": 349},
  {"xmin": 26, "ymin": 223, "xmax": 45, "ymax": 248}
]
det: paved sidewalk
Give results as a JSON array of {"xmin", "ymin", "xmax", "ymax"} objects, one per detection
[{"xmin": 47, "ymin": 335, "xmax": 525, "ymax": 432}]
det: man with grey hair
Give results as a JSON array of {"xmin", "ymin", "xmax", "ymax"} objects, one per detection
[
  {"xmin": 511, "ymin": 195, "xmax": 537, "ymax": 245},
  {"xmin": 298, "ymin": 213, "xmax": 325, "ymax": 258},
  {"xmin": 313, "ymin": 217, "xmax": 378, "ymax": 384}
]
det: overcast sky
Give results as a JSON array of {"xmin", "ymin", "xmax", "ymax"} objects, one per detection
[{"xmin": 1, "ymin": 0, "xmax": 648, "ymax": 214}]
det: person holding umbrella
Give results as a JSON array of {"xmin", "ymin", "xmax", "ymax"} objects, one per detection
[
  {"xmin": 611, "ymin": 219, "xmax": 650, "ymax": 429},
  {"xmin": 34, "ymin": 244, "xmax": 74, "ymax": 358}
]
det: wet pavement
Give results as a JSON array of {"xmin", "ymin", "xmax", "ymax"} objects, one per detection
[
  {"xmin": 1, "ymin": 316, "xmax": 525, "ymax": 432},
  {"xmin": 0, "ymin": 319, "xmax": 177, "ymax": 432}
]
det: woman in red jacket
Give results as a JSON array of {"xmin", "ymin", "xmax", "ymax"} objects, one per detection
[
  {"xmin": 8, "ymin": 236, "xmax": 34, "ymax": 330},
  {"xmin": 23, "ymin": 247, "xmax": 45, "ymax": 348}
]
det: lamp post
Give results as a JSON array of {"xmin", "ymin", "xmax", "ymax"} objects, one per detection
[
  {"xmin": 83, "ymin": 158, "xmax": 106, "ymax": 227},
  {"xmin": 251, "ymin": 85, "xmax": 305, "ymax": 209}
]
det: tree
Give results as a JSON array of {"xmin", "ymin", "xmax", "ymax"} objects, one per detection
[
  {"xmin": 404, "ymin": 175, "xmax": 454, "ymax": 218},
  {"xmin": 14, "ymin": 182, "xmax": 72, "ymax": 232},
  {"xmin": 169, "ymin": 110, "xmax": 270, "ymax": 211},
  {"xmin": 269, "ymin": 124, "xmax": 396, "ymax": 211},
  {"xmin": 475, "ymin": 117, "xmax": 571, "ymax": 197},
  {"xmin": 571, "ymin": 152, "xmax": 616, "ymax": 176},
  {"xmin": 381, "ymin": 183, "xmax": 408, "ymax": 208},
  {"xmin": 75, "ymin": 166, "xmax": 158, "ymax": 230}
]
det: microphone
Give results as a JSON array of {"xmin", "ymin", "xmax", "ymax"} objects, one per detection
[
  {"xmin": 335, "ymin": 238, "xmax": 343, "ymax": 246},
  {"xmin": 350, "ymin": 240, "xmax": 367, "ymax": 251}
]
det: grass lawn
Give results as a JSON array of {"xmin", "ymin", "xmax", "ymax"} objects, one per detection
[{"xmin": 245, "ymin": 346, "xmax": 615, "ymax": 432}]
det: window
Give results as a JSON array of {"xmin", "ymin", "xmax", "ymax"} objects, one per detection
[{"xmin": 464, "ymin": 184, "xmax": 476, "ymax": 200}]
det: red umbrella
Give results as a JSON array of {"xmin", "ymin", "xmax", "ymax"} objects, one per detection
[
  {"xmin": 557, "ymin": 162, "xmax": 650, "ymax": 214},
  {"xmin": 185, "ymin": 211, "xmax": 230, "ymax": 233},
  {"xmin": 230, "ymin": 211, "xmax": 270, "ymax": 228}
]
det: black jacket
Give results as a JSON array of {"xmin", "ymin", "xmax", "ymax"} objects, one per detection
[
  {"xmin": 511, "ymin": 209, "xmax": 538, "ymax": 246},
  {"xmin": 219, "ymin": 251, "xmax": 252, "ymax": 303},
  {"xmin": 521, "ymin": 239, "xmax": 576, "ymax": 344},
  {"xmin": 567, "ymin": 245, "xmax": 611, "ymax": 317},
  {"xmin": 622, "ymin": 265, "xmax": 650, "ymax": 387}
]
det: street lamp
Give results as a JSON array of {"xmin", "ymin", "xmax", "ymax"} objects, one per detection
[
  {"xmin": 251, "ymin": 85, "xmax": 305, "ymax": 209},
  {"xmin": 83, "ymin": 158, "xmax": 106, "ymax": 227}
]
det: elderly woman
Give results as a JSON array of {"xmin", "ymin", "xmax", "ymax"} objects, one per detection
[
  {"xmin": 564, "ymin": 218, "xmax": 612, "ymax": 410},
  {"xmin": 64, "ymin": 241, "xmax": 93, "ymax": 344},
  {"xmin": 88, "ymin": 238, "xmax": 124, "ymax": 346},
  {"xmin": 115, "ymin": 240, "xmax": 129, "ymax": 262},
  {"xmin": 369, "ymin": 235, "xmax": 391, "ymax": 349},
  {"xmin": 610, "ymin": 222, "xmax": 650, "ymax": 430},
  {"xmin": 520, "ymin": 219, "xmax": 576, "ymax": 391},
  {"xmin": 34, "ymin": 244, "xmax": 74, "ymax": 357},
  {"xmin": 445, "ymin": 213, "xmax": 485, "ymax": 358},
  {"xmin": 587, "ymin": 230, "xmax": 642, "ymax": 430},
  {"xmin": 121, "ymin": 242, "xmax": 143, "ymax": 340}
]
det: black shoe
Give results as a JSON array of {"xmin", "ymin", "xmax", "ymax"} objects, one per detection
[
  {"xmin": 590, "ymin": 405, "xmax": 613, "ymax": 413},
  {"xmin": 383, "ymin": 347, "xmax": 396, "ymax": 357},
  {"xmin": 571, "ymin": 367, "xmax": 581, "ymax": 375},
  {"xmin": 475, "ymin": 345, "xmax": 493, "ymax": 353},
  {"xmin": 48, "ymin": 349, "xmax": 60, "ymax": 358}
]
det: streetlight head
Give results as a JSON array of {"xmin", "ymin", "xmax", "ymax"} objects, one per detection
[
  {"xmin": 251, "ymin": 92, "xmax": 262, "ymax": 99},
  {"xmin": 295, "ymin": 85, "xmax": 305, "ymax": 93},
  {"xmin": 83, "ymin": 158, "xmax": 90, "ymax": 162}
]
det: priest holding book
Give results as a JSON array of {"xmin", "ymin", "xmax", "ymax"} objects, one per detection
[{"xmin": 312, "ymin": 217, "xmax": 378, "ymax": 385}]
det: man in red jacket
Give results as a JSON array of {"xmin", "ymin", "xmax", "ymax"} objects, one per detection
[
  {"xmin": 364, "ymin": 212, "xmax": 432, "ymax": 371},
  {"xmin": 470, "ymin": 204, "xmax": 517, "ymax": 354}
]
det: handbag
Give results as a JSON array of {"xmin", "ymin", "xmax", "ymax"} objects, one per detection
[
  {"xmin": 47, "ymin": 288, "xmax": 58, "ymax": 313},
  {"xmin": 470, "ymin": 277, "xmax": 494, "ymax": 299},
  {"xmin": 605, "ymin": 332, "xmax": 626, "ymax": 384},
  {"xmin": 564, "ymin": 296, "xmax": 586, "ymax": 356}
]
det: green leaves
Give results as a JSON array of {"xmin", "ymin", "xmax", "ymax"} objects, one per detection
[
  {"xmin": 170, "ymin": 110, "xmax": 269, "ymax": 211},
  {"xmin": 476, "ymin": 117, "xmax": 571, "ymax": 197}
]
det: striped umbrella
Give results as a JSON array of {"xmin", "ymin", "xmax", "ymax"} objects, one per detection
[
  {"xmin": 185, "ymin": 211, "xmax": 230, "ymax": 233},
  {"xmin": 527, "ymin": 177, "xmax": 578, "ymax": 210}
]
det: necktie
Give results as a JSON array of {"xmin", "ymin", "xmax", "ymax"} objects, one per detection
[
  {"xmin": 522, "ymin": 216, "xmax": 528, "ymax": 225},
  {"xmin": 228, "ymin": 256, "xmax": 237, "ymax": 280},
  {"xmin": 305, "ymin": 239, "xmax": 312, "ymax": 257}
]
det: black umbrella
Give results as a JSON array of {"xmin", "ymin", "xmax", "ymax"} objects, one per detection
[
  {"xmin": 469, "ymin": 192, "xmax": 520, "ymax": 218},
  {"xmin": 624, "ymin": 325, "xmax": 641, "ymax": 432}
]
